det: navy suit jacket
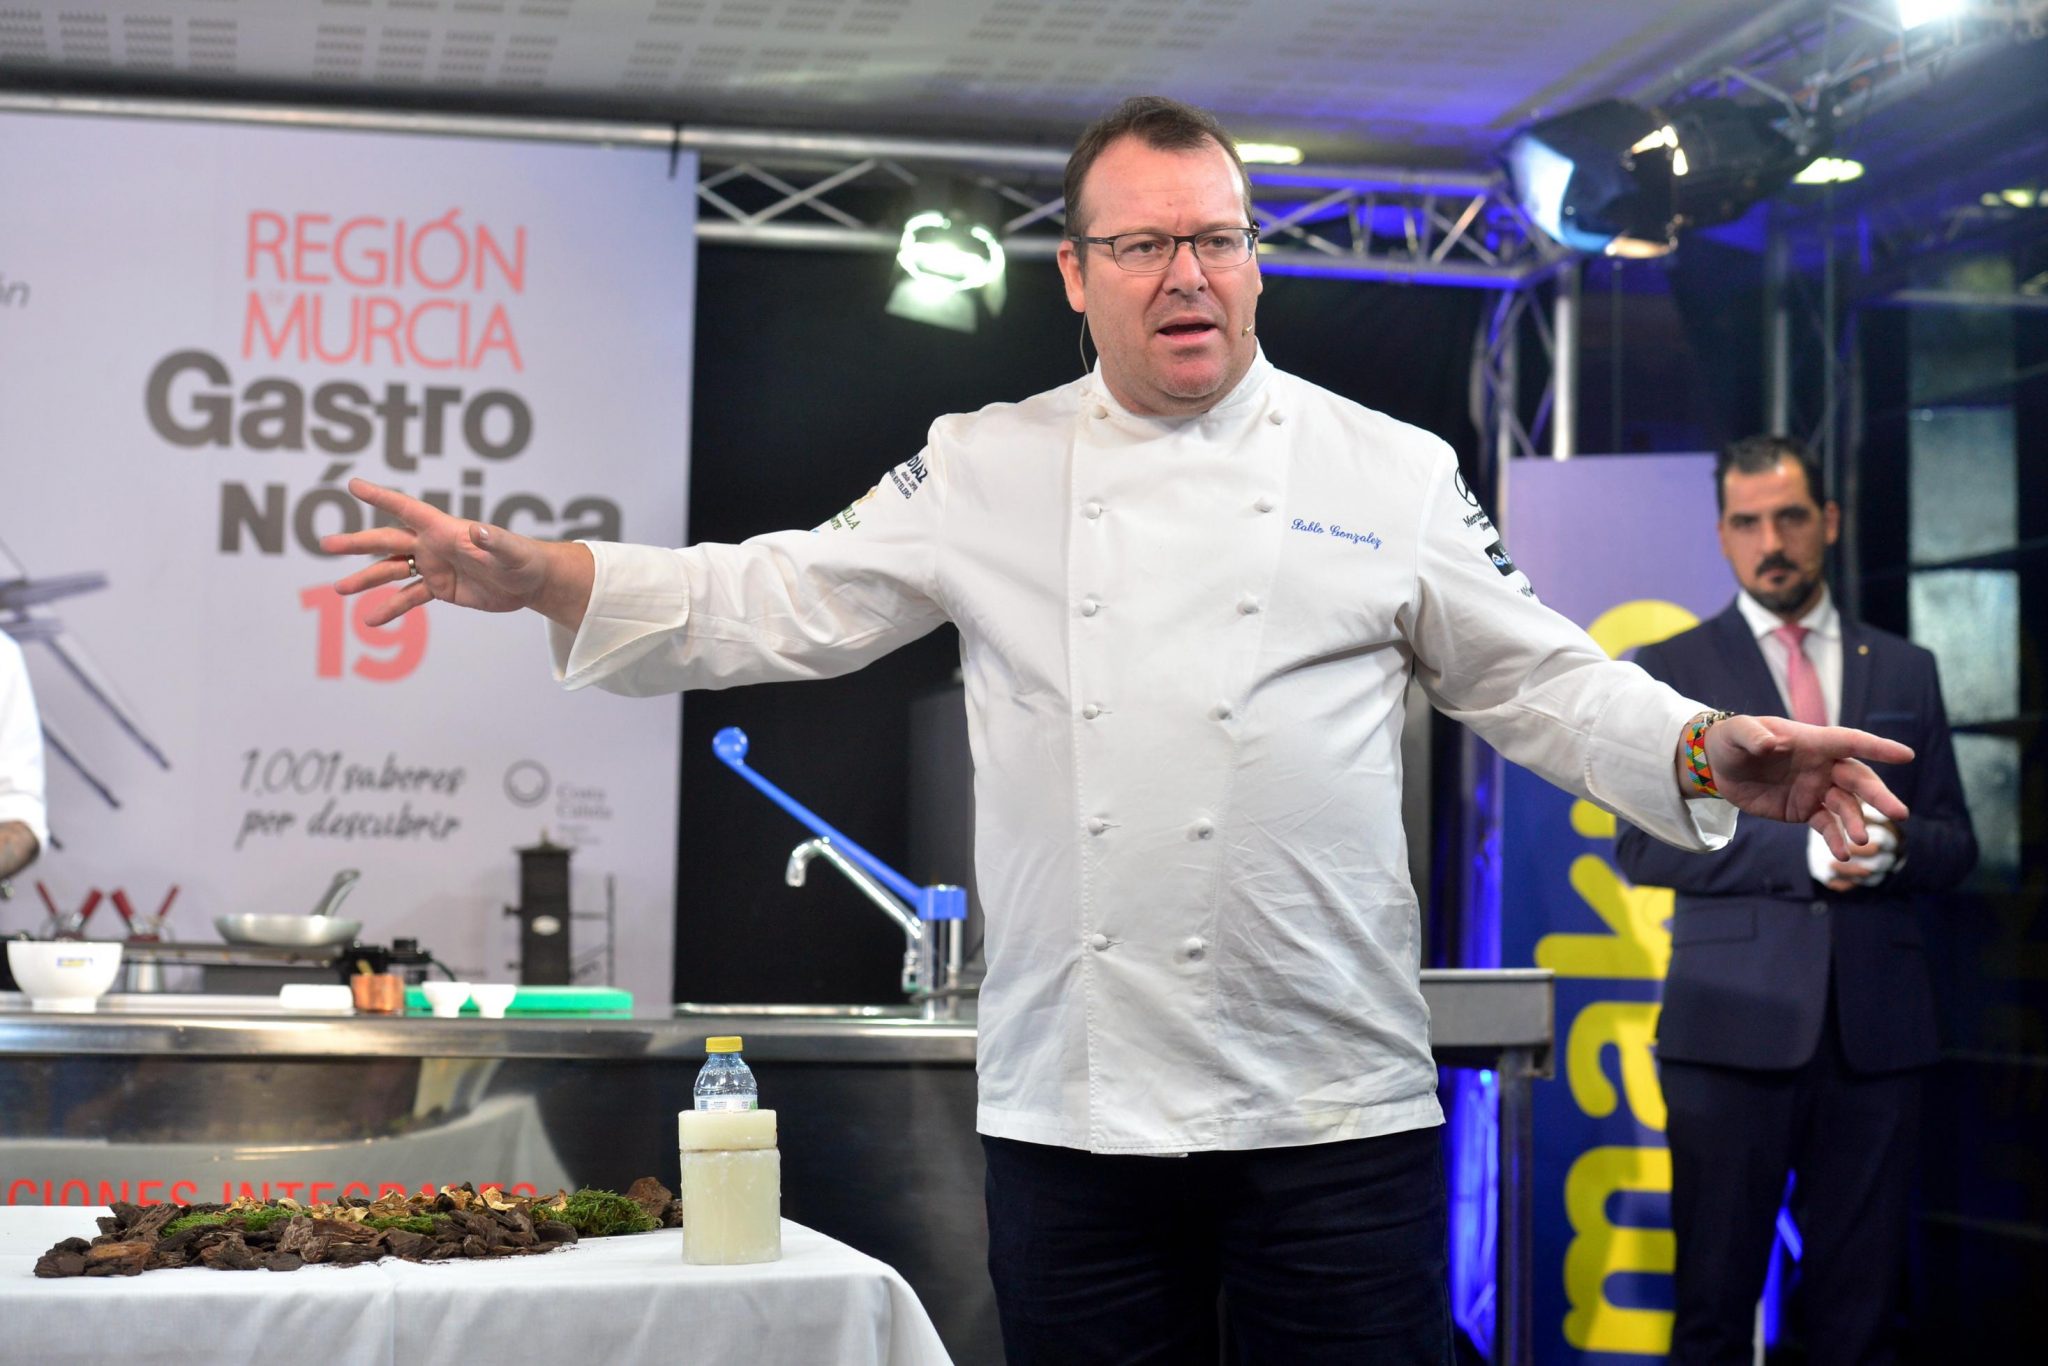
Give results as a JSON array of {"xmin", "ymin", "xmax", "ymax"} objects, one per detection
[{"xmin": 1613, "ymin": 600, "xmax": 1977, "ymax": 1073}]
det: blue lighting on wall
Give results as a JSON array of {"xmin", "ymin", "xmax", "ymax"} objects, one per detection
[
  {"xmin": 1446, "ymin": 748, "xmax": 1503, "ymax": 1357},
  {"xmin": 1761, "ymin": 1190, "xmax": 1803, "ymax": 1346}
]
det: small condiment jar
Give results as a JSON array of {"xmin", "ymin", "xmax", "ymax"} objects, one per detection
[{"xmin": 349, "ymin": 972, "xmax": 404, "ymax": 1014}]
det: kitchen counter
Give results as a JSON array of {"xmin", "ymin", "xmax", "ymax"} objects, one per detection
[{"xmin": 0, "ymin": 967, "xmax": 1547, "ymax": 1063}]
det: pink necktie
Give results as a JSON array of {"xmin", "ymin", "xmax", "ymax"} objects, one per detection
[{"xmin": 1772, "ymin": 623, "xmax": 1828, "ymax": 726}]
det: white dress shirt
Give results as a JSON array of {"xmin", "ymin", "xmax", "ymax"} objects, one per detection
[
  {"xmin": 0, "ymin": 634, "xmax": 49, "ymax": 854},
  {"xmin": 550, "ymin": 352, "xmax": 1732, "ymax": 1154},
  {"xmin": 1735, "ymin": 587, "xmax": 1840, "ymax": 724}
]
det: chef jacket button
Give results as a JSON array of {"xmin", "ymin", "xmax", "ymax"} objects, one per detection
[
  {"xmin": 1213, "ymin": 702, "xmax": 1234, "ymax": 722},
  {"xmin": 1810, "ymin": 900, "xmax": 1827, "ymax": 917},
  {"xmin": 1080, "ymin": 597, "xmax": 1101, "ymax": 617},
  {"xmin": 1093, "ymin": 404, "xmax": 1109, "ymax": 419},
  {"xmin": 1182, "ymin": 936, "xmax": 1206, "ymax": 959},
  {"xmin": 1237, "ymin": 595, "xmax": 1261, "ymax": 615},
  {"xmin": 1268, "ymin": 411, "xmax": 1285, "ymax": 425},
  {"xmin": 1082, "ymin": 703, "xmax": 1102, "ymax": 720},
  {"xmin": 1086, "ymin": 816, "xmax": 1107, "ymax": 835},
  {"xmin": 1083, "ymin": 502, "xmax": 1103, "ymax": 519},
  {"xmin": 1254, "ymin": 496, "xmax": 1275, "ymax": 513},
  {"xmin": 1190, "ymin": 818, "xmax": 1215, "ymax": 840},
  {"xmin": 1087, "ymin": 932, "xmax": 1110, "ymax": 951}
]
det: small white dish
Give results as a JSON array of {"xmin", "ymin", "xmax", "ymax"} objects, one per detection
[
  {"xmin": 468, "ymin": 982, "xmax": 517, "ymax": 1019},
  {"xmin": 420, "ymin": 980, "xmax": 473, "ymax": 1018},
  {"xmin": 278, "ymin": 983, "xmax": 355, "ymax": 1013},
  {"xmin": 7, "ymin": 941, "xmax": 124, "ymax": 1012}
]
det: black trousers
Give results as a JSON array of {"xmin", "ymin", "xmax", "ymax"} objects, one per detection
[
  {"xmin": 982, "ymin": 1126, "xmax": 1453, "ymax": 1366},
  {"xmin": 1661, "ymin": 991, "xmax": 1922, "ymax": 1366}
]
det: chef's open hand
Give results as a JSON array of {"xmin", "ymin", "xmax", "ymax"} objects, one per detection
[
  {"xmin": 1697, "ymin": 715, "xmax": 1913, "ymax": 861},
  {"xmin": 321, "ymin": 479, "xmax": 593, "ymax": 630}
]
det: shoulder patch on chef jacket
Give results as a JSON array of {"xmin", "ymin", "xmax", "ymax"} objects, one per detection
[
  {"xmin": 815, "ymin": 485, "xmax": 878, "ymax": 533},
  {"xmin": 886, "ymin": 453, "xmax": 931, "ymax": 500},
  {"xmin": 1445, "ymin": 466, "xmax": 1537, "ymax": 597}
]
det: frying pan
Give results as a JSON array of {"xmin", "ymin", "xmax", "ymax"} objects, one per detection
[{"xmin": 215, "ymin": 870, "xmax": 362, "ymax": 948}]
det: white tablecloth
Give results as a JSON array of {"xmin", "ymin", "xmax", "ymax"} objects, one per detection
[{"xmin": 0, "ymin": 1207, "xmax": 954, "ymax": 1366}]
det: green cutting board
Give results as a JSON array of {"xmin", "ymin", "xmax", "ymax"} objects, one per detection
[{"xmin": 404, "ymin": 985, "xmax": 633, "ymax": 1016}]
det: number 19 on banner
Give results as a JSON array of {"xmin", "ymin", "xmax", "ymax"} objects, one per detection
[{"xmin": 299, "ymin": 584, "xmax": 427, "ymax": 681}]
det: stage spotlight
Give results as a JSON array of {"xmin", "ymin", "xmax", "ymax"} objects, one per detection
[
  {"xmin": 1664, "ymin": 99, "xmax": 1817, "ymax": 227},
  {"xmin": 1794, "ymin": 156, "xmax": 1865, "ymax": 184},
  {"xmin": 1505, "ymin": 96, "xmax": 1823, "ymax": 256},
  {"xmin": 1236, "ymin": 142, "xmax": 1305, "ymax": 165},
  {"xmin": 1501, "ymin": 99, "xmax": 1677, "ymax": 257},
  {"xmin": 887, "ymin": 182, "xmax": 1008, "ymax": 333},
  {"xmin": 1898, "ymin": 0, "xmax": 1965, "ymax": 28},
  {"xmin": 896, "ymin": 211, "xmax": 1005, "ymax": 292}
]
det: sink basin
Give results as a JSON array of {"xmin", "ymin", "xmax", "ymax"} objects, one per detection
[{"xmin": 673, "ymin": 1002, "xmax": 931, "ymax": 1020}]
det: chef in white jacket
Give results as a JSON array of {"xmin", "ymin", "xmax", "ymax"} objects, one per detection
[
  {"xmin": 0, "ymin": 632, "xmax": 48, "ymax": 886},
  {"xmin": 328, "ymin": 96, "xmax": 1912, "ymax": 1366}
]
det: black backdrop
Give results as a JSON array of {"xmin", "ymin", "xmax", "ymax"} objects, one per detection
[{"xmin": 674, "ymin": 245, "xmax": 1487, "ymax": 1003}]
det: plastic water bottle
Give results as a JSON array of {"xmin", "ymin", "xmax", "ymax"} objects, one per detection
[{"xmin": 693, "ymin": 1035, "xmax": 758, "ymax": 1111}]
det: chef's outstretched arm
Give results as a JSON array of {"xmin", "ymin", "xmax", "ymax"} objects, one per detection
[
  {"xmin": 321, "ymin": 479, "xmax": 595, "ymax": 631},
  {"xmin": 1687, "ymin": 712, "xmax": 1913, "ymax": 861}
]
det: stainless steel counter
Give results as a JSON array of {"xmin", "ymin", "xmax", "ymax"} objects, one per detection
[
  {"xmin": 0, "ymin": 967, "xmax": 1547, "ymax": 1063},
  {"xmin": 0, "ymin": 968, "xmax": 1551, "ymax": 1365}
]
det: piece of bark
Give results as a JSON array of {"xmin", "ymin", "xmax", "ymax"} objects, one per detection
[
  {"xmin": 380, "ymin": 1229, "xmax": 433, "ymax": 1259},
  {"xmin": 260, "ymin": 1251, "xmax": 306, "ymax": 1273},
  {"xmin": 625, "ymin": 1177, "xmax": 673, "ymax": 1226},
  {"xmin": 156, "ymin": 1226, "xmax": 211, "ymax": 1256},
  {"xmin": 662, "ymin": 1199, "xmax": 686, "ymax": 1229},
  {"xmin": 275, "ymin": 1217, "xmax": 377, "ymax": 1265},
  {"xmin": 200, "ymin": 1237, "xmax": 262, "ymax": 1271},
  {"xmin": 82, "ymin": 1242, "xmax": 153, "ymax": 1276},
  {"xmin": 32, "ymin": 1250, "xmax": 87, "ymax": 1279}
]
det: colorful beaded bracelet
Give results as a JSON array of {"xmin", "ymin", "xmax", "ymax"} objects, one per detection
[{"xmin": 1682, "ymin": 710, "xmax": 1735, "ymax": 796}]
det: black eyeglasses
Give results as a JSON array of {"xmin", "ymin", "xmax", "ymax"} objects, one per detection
[{"xmin": 1068, "ymin": 227, "xmax": 1261, "ymax": 273}]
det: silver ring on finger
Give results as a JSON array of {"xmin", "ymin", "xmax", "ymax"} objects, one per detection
[{"xmin": 406, "ymin": 555, "xmax": 419, "ymax": 580}]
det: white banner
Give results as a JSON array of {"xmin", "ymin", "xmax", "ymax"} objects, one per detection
[{"xmin": 0, "ymin": 112, "xmax": 694, "ymax": 1007}]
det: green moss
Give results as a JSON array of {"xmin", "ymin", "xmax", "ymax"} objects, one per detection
[
  {"xmin": 555, "ymin": 1188, "xmax": 657, "ymax": 1237},
  {"xmin": 161, "ymin": 1204, "xmax": 300, "ymax": 1238},
  {"xmin": 366, "ymin": 1215, "xmax": 439, "ymax": 1235}
]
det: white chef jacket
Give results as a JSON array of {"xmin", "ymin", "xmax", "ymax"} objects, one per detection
[
  {"xmin": 0, "ymin": 633, "xmax": 49, "ymax": 854},
  {"xmin": 551, "ymin": 351, "xmax": 1732, "ymax": 1154}
]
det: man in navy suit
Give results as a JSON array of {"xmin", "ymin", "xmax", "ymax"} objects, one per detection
[{"xmin": 1616, "ymin": 435, "xmax": 1977, "ymax": 1365}]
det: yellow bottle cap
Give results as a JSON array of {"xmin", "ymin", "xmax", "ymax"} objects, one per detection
[{"xmin": 705, "ymin": 1035, "xmax": 743, "ymax": 1053}]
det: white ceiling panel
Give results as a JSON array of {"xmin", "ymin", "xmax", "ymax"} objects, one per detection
[{"xmin": 0, "ymin": 0, "xmax": 1799, "ymax": 164}]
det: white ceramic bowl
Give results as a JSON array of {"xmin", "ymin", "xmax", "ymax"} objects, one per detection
[
  {"xmin": 8, "ymin": 941, "xmax": 125, "ymax": 1012},
  {"xmin": 420, "ymin": 980, "xmax": 473, "ymax": 1018},
  {"xmin": 468, "ymin": 983, "xmax": 518, "ymax": 1019}
]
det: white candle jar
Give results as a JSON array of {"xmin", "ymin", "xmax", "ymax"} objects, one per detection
[{"xmin": 677, "ymin": 1108, "xmax": 782, "ymax": 1265}]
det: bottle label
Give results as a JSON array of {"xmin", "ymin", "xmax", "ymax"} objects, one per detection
[{"xmin": 694, "ymin": 1097, "xmax": 758, "ymax": 1113}]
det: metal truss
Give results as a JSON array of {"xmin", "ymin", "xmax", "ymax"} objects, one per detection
[
  {"xmin": 1470, "ymin": 285, "xmax": 1564, "ymax": 476},
  {"xmin": 0, "ymin": 90, "xmax": 1567, "ymax": 289},
  {"xmin": 1639, "ymin": 0, "xmax": 2040, "ymax": 126},
  {"xmin": 682, "ymin": 127, "xmax": 1567, "ymax": 289}
]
